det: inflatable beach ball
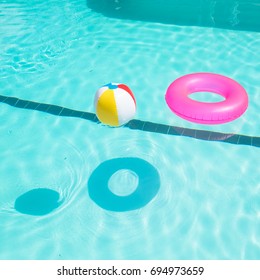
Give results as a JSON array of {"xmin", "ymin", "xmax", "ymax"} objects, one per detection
[{"xmin": 94, "ymin": 83, "xmax": 136, "ymax": 127}]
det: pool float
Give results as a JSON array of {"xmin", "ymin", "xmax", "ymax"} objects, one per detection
[
  {"xmin": 165, "ymin": 73, "xmax": 248, "ymax": 124},
  {"xmin": 94, "ymin": 83, "xmax": 136, "ymax": 127}
]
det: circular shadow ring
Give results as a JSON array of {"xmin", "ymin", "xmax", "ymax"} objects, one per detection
[{"xmin": 88, "ymin": 157, "xmax": 160, "ymax": 212}]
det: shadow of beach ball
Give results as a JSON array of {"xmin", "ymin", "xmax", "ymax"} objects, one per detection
[
  {"xmin": 15, "ymin": 188, "xmax": 62, "ymax": 216},
  {"xmin": 88, "ymin": 157, "xmax": 160, "ymax": 212}
]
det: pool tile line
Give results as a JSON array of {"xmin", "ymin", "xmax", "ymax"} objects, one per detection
[{"xmin": 0, "ymin": 95, "xmax": 259, "ymax": 148}]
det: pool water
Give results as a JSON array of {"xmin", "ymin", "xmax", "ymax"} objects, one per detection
[{"xmin": 0, "ymin": 0, "xmax": 259, "ymax": 259}]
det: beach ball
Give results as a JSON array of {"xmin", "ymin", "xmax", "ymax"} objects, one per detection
[{"xmin": 94, "ymin": 83, "xmax": 136, "ymax": 127}]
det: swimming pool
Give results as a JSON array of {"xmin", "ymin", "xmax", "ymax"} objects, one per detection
[{"xmin": 0, "ymin": 0, "xmax": 259, "ymax": 260}]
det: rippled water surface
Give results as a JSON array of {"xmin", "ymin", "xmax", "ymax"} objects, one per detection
[{"xmin": 0, "ymin": 0, "xmax": 260, "ymax": 260}]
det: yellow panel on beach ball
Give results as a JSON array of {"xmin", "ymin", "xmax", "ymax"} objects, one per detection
[{"xmin": 96, "ymin": 89, "xmax": 119, "ymax": 126}]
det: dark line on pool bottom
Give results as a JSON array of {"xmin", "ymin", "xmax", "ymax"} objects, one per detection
[{"xmin": 0, "ymin": 95, "xmax": 259, "ymax": 148}]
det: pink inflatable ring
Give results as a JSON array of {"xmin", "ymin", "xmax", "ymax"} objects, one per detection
[{"xmin": 165, "ymin": 73, "xmax": 248, "ymax": 124}]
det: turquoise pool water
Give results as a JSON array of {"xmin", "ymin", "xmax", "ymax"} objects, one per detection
[{"xmin": 0, "ymin": 0, "xmax": 259, "ymax": 259}]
